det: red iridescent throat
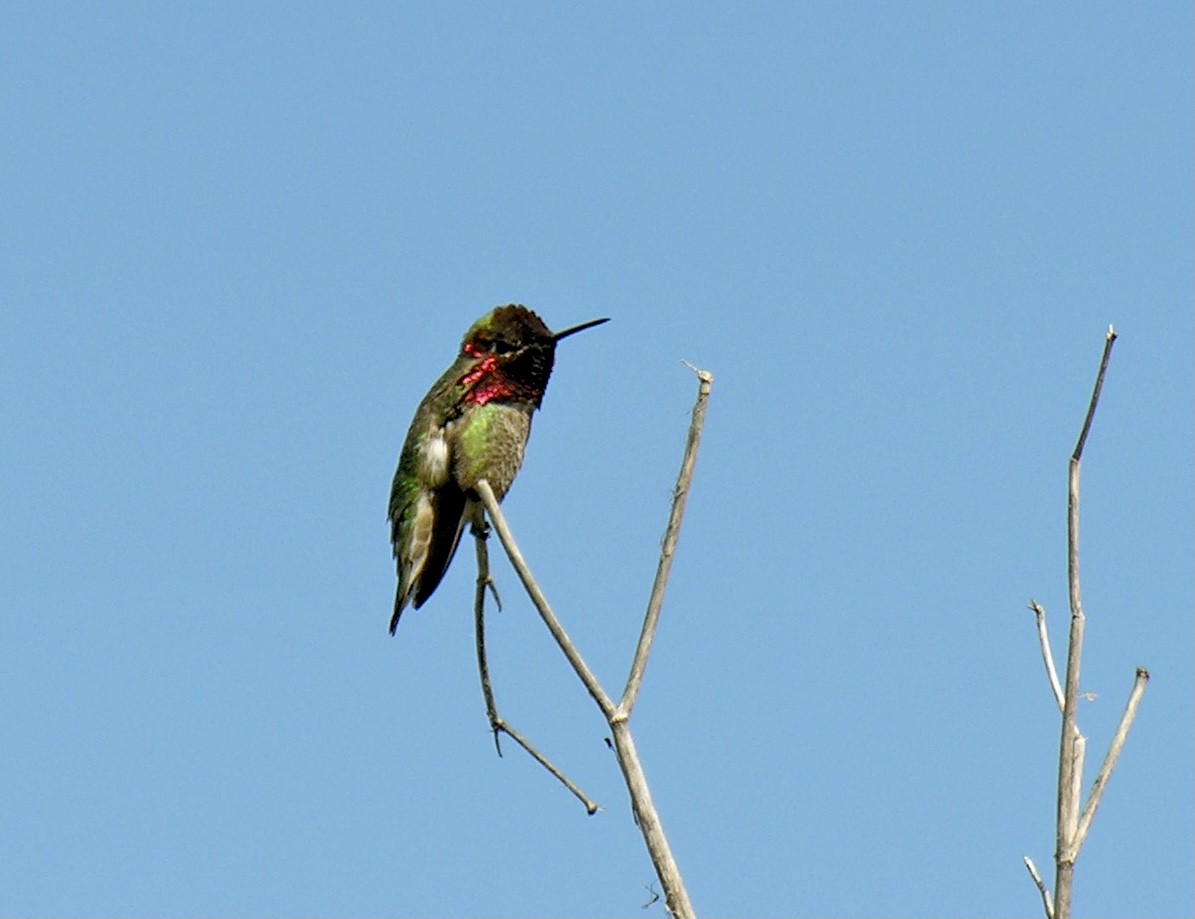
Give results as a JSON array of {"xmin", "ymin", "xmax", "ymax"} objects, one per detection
[{"xmin": 460, "ymin": 341, "xmax": 519, "ymax": 405}]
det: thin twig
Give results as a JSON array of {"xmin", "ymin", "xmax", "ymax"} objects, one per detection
[
  {"xmin": 473, "ymin": 523, "xmax": 503, "ymax": 756},
  {"xmin": 475, "ymin": 479, "xmax": 617, "ymax": 720},
  {"xmin": 1029, "ymin": 600, "xmax": 1065, "ymax": 713},
  {"xmin": 495, "ymin": 718, "xmax": 598, "ymax": 814},
  {"xmin": 471, "ymin": 522, "xmax": 599, "ymax": 814},
  {"xmin": 1071, "ymin": 326, "xmax": 1117, "ymax": 464},
  {"xmin": 1073, "ymin": 668, "xmax": 1150, "ymax": 855},
  {"xmin": 620, "ymin": 365, "xmax": 712, "ymax": 717},
  {"xmin": 1023, "ymin": 856, "xmax": 1055, "ymax": 919}
]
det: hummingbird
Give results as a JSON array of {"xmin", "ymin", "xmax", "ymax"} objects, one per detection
[{"xmin": 387, "ymin": 305, "xmax": 609, "ymax": 633}]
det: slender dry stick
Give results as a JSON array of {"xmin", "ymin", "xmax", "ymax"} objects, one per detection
[
  {"xmin": 1053, "ymin": 326, "xmax": 1117, "ymax": 919},
  {"xmin": 1073, "ymin": 667, "xmax": 1150, "ymax": 855},
  {"xmin": 475, "ymin": 479, "xmax": 617, "ymax": 720},
  {"xmin": 1023, "ymin": 856, "xmax": 1055, "ymax": 919},
  {"xmin": 1029, "ymin": 600, "xmax": 1065, "ymax": 713},
  {"xmin": 471, "ymin": 524, "xmax": 599, "ymax": 814},
  {"xmin": 620, "ymin": 365, "xmax": 712, "ymax": 715},
  {"xmin": 473, "ymin": 526, "xmax": 503, "ymax": 756},
  {"xmin": 470, "ymin": 537, "xmax": 521, "ymax": 740},
  {"xmin": 610, "ymin": 718, "xmax": 696, "ymax": 919}
]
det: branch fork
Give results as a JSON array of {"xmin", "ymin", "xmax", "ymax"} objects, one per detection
[
  {"xmin": 468, "ymin": 363, "xmax": 712, "ymax": 919},
  {"xmin": 1023, "ymin": 327, "xmax": 1149, "ymax": 919}
]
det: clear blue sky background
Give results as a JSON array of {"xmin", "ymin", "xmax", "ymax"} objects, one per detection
[{"xmin": 2, "ymin": 4, "xmax": 1191, "ymax": 918}]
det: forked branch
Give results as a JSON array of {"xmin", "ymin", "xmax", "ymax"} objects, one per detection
[
  {"xmin": 475, "ymin": 364, "xmax": 712, "ymax": 919},
  {"xmin": 471, "ymin": 525, "xmax": 598, "ymax": 814},
  {"xmin": 1024, "ymin": 327, "xmax": 1149, "ymax": 919}
]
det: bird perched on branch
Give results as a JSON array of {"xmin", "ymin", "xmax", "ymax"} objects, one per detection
[{"xmin": 387, "ymin": 305, "xmax": 609, "ymax": 633}]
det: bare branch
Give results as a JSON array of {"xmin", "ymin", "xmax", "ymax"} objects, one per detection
[
  {"xmin": 1073, "ymin": 668, "xmax": 1150, "ymax": 855},
  {"xmin": 1050, "ymin": 328, "xmax": 1122, "ymax": 919},
  {"xmin": 478, "ymin": 489, "xmax": 697, "ymax": 916},
  {"xmin": 610, "ymin": 719, "xmax": 696, "ymax": 919},
  {"xmin": 473, "ymin": 529, "xmax": 503, "ymax": 756},
  {"xmin": 476, "ymin": 479, "xmax": 617, "ymax": 720},
  {"xmin": 1071, "ymin": 326, "xmax": 1117, "ymax": 463},
  {"xmin": 1054, "ymin": 470, "xmax": 1085, "ymax": 916},
  {"xmin": 621, "ymin": 365, "xmax": 713, "ymax": 716},
  {"xmin": 1023, "ymin": 856, "xmax": 1055, "ymax": 919},
  {"xmin": 1029, "ymin": 600, "xmax": 1065, "ymax": 712},
  {"xmin": 471, "ymin": 524, "xmax": 599, "ymax": 814},
  {"xmin": 472, "ymin": 366, "xmax": 712, "ymax": 919}
]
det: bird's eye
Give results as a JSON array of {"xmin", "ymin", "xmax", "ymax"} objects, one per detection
[{"xmin": 492, "ymin": 340, "xmax": 514, "ymax": 355}]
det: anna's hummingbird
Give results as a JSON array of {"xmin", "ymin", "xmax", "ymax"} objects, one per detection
[{"xmin": 388, "ymin": 305, "xmax": 609, "ymax": 633}]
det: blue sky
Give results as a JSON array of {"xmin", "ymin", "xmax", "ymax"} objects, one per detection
[{"xmin": 2, "ymin": 4, "xmax": 1191, "ymax": 917}]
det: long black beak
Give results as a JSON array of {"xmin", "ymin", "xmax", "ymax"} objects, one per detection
[{"xmin": 553, "ymin": 317, "xmax": 610, "ymax": 341}]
